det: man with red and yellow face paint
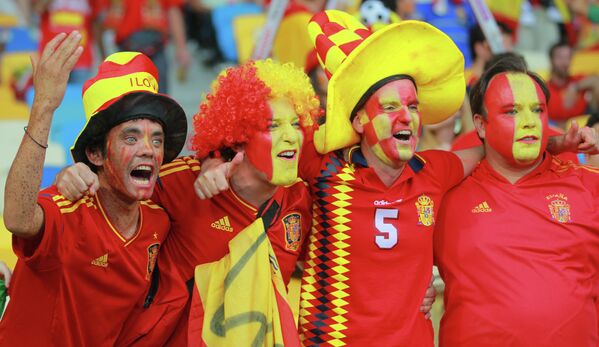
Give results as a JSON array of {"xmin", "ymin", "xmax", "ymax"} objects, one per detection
[
  {"xmin": 1, "ymin": 36, "xmax": 188, "ymax": 346},
  {"xmin": 435, "ymin": 54, "xmax": 599, "ymax": 347}
]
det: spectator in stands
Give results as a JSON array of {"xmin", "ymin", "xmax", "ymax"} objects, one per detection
[
  {"xmin": 547, "ymin": 40, "xmax": 599, "ymax": 125},
  {"xmin": 468, "ymin": 22, "xmax": 513, "ymax": 88},
  {"xmin": 104, "ymin": 0, "xmax": 191, "ymax": 94},
  {"xmin": 32, "ymin": 0, "xmax": 107, "ymax": 83}
]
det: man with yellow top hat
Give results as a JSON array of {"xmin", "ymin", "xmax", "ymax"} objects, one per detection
[
  {"xmin": 1, "ymin": 31, "xmax": 186, "ymax": 346},
  {"xmin": 193, "ymin": 10, "xmax": 598, "ymax": 346}
]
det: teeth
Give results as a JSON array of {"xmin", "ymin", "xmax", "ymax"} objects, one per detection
[
  {"xmin": 397, "ymin": 130, "xmax": 411, "ymax": 135},
  {"xmin": 136, "ymin": 165, "xmax": 152, "ymax": 171},
  {"xmin": 132, "ymin": 177, "xmax": 150, "ymax": 185},
  {"xmin": 278, "ymin": 151, "xmax": 295, "ymax": 158}
]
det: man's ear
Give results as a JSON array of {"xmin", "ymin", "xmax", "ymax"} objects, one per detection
[
  {"xmin": 473, "ymin": 113, "xmax": 486, "ymax": 140},
  {"xmin": 352, "ymin": 111, "xmax": 366, "ymax": 135},
  {"xmin": 86, "ymin": 148, "xmax": 104, "ymax": 167}
]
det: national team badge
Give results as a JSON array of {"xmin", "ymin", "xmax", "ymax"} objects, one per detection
[
  {"xmin": 415, "ymin": 195, "xmax": 434, "ymax": 226},
  {"xmin": 146, "ymin": 243, "xmax": 160, "ymax": 280},
  {"xmin": 548, "ymin": 198, "xmax": 571, "ymax": 223},
  {"xmin": 282, "ymin": 213, "xmax": 302, "ymax": 251}
]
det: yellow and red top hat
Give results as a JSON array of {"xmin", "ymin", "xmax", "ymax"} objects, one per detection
[
  {"xmin": 309, "ymin": 10, "xmax": 465, "ymax": 153},
  {"xmin": 71, "ymin": 52, "xmax": 187, "ymax": 166}
]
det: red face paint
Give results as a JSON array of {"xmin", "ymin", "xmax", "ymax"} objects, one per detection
[
  {"xmin": 245, "ymin": 98, "xmax": 303, "ymax": 185},
  {"xmin": 101, "ymin": 119, "xmax": 165, "ymax": 201},
  {"xmin": 484, "ymin": 72, "xmax": 548, "ymax": 165},
  {"xmin": 358, "ymin": 78, "xmax": 421, "ymax": 167}
]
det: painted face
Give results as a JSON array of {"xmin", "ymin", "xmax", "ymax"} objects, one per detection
[
  {"xmin": 484, "ymin": 72, "xmax": 549, "ymax": 165},
  {"xmin": 245, "ymin": 98, "xmax": 304, "ymax": 186},
  {"xmin": 357, "ymin": 78, "xmax": 421, "ymax": 167},
  {"xmin": 101, "ymin": 118, "xmax": 165, "ymax": 201}
]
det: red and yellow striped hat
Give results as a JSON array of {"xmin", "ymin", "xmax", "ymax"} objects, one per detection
[
  {"xmin": 309, "ymin": 10, "xmax": 465, "ymax": 153},
  {"xmin": 71, "ymin": 52, "xmax": 187, "ymax": 165}
]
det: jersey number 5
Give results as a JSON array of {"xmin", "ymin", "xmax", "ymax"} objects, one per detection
[{"xmin": 375, "ymin": 208, "xmax": 398, "ymax": 249}]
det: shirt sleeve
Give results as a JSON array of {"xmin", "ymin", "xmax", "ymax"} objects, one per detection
[
  {"xmin": 420, "ymin": 150, "xmax": 464, "ymax": 192},
  {"xmin": 577, "ymin": 165, "xmax": 599, "ymax": 199},
  {"xmin": 299, "ymin": 136, "xmax": 326, "ymax": 181},
  {"xmin": 12, "ymin": 187, "xmax": 63, "ymax": 271},
  {"xmin": 153, "ymin": 156, "xmax": 201, "ymax": 213}
]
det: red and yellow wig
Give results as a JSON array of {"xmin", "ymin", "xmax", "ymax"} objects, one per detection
[{"xmin": 191, "ymin": 59, "xmax": 321, "ymax": 159}]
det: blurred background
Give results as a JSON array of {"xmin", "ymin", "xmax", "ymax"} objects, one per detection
[{"xmin": 0, "ymin": 0, "xmax": 598, "ymax": 341}]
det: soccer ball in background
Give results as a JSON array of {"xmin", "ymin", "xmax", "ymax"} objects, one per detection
[{"xmin": 359, "ymin": 0, "xmax": 391, "ymax": 27}]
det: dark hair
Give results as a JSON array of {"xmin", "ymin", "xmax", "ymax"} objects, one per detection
[
  {"xmin": 469, "ymin": 22, "xmax": 513, "ymax": 61},
  {"xmin": 469, "ymin": 53, "xmax": 550, "ymax": 119},
  {"xmin": 85, "ymin": 133, "xmax": 107, "ymax": 173},
  {"xmin": 548, "ymin": 40, "xmax": 571, "ymax": 60}
]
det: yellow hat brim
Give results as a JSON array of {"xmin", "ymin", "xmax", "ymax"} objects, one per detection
[{"xmin": 315, "ymin": 20, "xmax": 465, "ymax": 154}]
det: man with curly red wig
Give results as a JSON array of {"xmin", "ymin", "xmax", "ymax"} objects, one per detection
[{"xmin": 54, "ymin": 59, "xmax": 320, "ymax": 346}]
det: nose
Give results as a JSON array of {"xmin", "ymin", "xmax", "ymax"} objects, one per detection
[
  {"xmin": 520, "ymin": 110, "xmax": 538, "ymax": 129},
  {"xmin": 281, "ymin": 123, "xmax": 299, "ymax": 144},
  {"xmin": 396, "ymin": 107, "xmax": 412, "ymax": 124},
  {"xmin": 138, "ymin": 135, "xmax": 155, "ymax": 157}
]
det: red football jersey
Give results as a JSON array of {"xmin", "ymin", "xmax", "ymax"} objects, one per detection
[
  {"xmin": 110, "ymin": 0, "xmax": 184, "ymax": 44},
  {"xmin": 298, "ymin": 146, "xmax": 464, "ymax": 347},
  {"xmin": 39, "ymin": 0, "xmax": 106, "ymax": 69},
  {"xmin": 435, "ymin": 154, "xmax": 599, "ymax": 347},
  {"xmin": 114, "ymin": 156, "xmax": 312, "ymax": 346},
  {"xmin": 0, "ymin": 186, "xmax": 169, "ymax": 347}
]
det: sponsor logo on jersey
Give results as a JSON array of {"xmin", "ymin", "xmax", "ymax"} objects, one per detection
[
  {"xmin": 146, "ymin": 243, "xmax": 160, "ymax": 281},
  {"xmin": 548, "ymin": 198, "xmax": 571, "ymax": 223},
  {"xmin": 373, "ymin": 199, "xmax": 403, "ymax": 206},
  {"xmin": 91, "ymin": 253, "xmax": 108, "ymax": 267},
  {"xmin": 282, "ymin": 213, "xmax": 302, "ymax": 251},
  {"xmin": 415, "ymin": 195, "xmax": 434, "ymax": 226},
  {"xmin": 471, "ymin": 201, "xmax": 492, "ymax": 213},
  {"xmin": 211, "ymin": 216, "xmax": 234, "ymax": 232}
]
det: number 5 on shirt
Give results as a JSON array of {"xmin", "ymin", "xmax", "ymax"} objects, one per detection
[{"xmin": 375, "ymin": 208, "xmax": 398, "ymax": 248}]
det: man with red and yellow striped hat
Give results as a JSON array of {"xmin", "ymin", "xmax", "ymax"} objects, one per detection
[
  {"xmin": 0, "ymin": 32, "xmax": 187, "ymax": 346},
  {"xmin": 295, "ymin": 10, "xmax": 476, "ymax": 346}
]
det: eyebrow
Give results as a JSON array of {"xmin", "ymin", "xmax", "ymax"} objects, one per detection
[{"xmin": 122, "ymin": 127, "xmax": 164, "ymax": 137}]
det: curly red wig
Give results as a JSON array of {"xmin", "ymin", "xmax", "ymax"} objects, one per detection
[{"xmin": 191, "ymin": 60, "xmax": 320, "ymax": 159}]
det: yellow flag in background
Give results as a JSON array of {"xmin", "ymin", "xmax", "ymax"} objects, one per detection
[{"xmin": 193, "ymin": 218, "xmax": 300, "ymax": 347}]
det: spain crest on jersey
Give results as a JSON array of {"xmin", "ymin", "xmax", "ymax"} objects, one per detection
[
  {"xmin": 282, "ymin": 213, "xmax": 301, "ymax": 251},
  {"xmin": 415, "ymin": 195, "xmax": 434, "ymax": 226},
  {"xmin": 549, "ymin": 198, "xmax": 571, "ymax": 223},
  {"xmin": 146, "ymin": 243, "xmax": 160, "ymax": 281}
]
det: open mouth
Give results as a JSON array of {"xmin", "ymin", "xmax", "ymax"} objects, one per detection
[
  {"xmin": 130, "ymin": 165, "xmax": 153, "ymax": 185},
  {"xmin": 393, "ymin": 130, "xmax": 412, "ymax": 142},
  {"xmin": 277, "ymin": 150, "xmax": 297, "ymax": 160}
]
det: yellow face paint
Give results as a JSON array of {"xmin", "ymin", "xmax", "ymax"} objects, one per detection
[
  {"xmin": 484, "ymin": 72, "xmax": 549, "ymax": 165},
  {"xmin": 359, "ymin": 79, "xmax": 421, "ymax": 167},
  {"xmin": 245, "ymin": 98, "xmax": 304, "ymax": 186}
]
